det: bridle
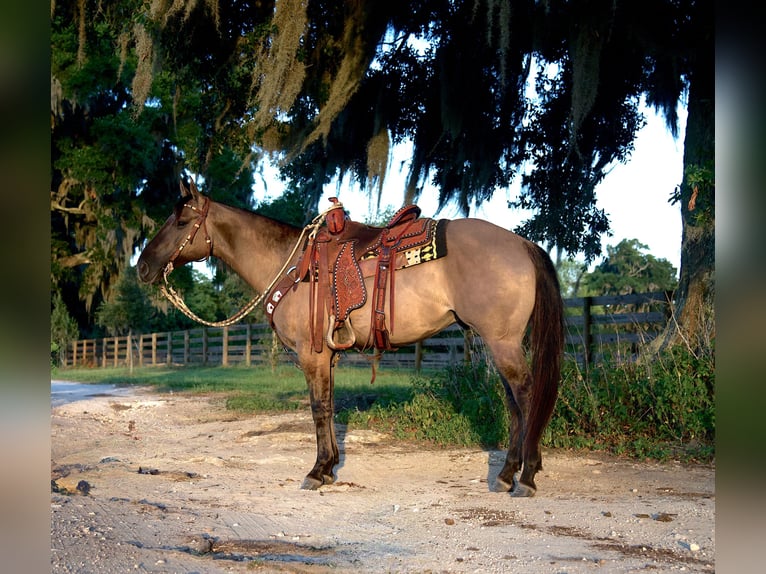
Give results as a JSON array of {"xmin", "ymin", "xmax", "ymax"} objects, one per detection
[
  {"xmin": 162, "ymin": 196, "xmax": 213, "ymax": 278},
  {"xmin": 157, "ymin": 196, "xmax": 337, "ymax": 328}
]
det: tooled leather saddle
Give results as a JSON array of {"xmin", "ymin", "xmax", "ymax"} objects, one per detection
[{"xmin": 265, "ymin": 198, "xmax": 447, "ymax": 353}]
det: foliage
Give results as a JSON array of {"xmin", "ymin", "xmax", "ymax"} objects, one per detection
[
  {"xmin": 674, "ymin": 161, "xmax": 715, "ymax": 227},
  {"xmin": 51, "ymin": 1, "xmax": 713, "ymax": 353},
  {"xmin": 51, "ymin": 1, "xmax": 258, "ymax": 336},
  {"xmin": 213, "ymin": 270, "xmax": 263, "ymax": 324},
  {"xmin": 343, "ymin": 361, "xmax": 509, "ymax": 447},
  {"xmin": 548, "ymin": 347, "xmax": 714, "ymax": 460},
  {"xmin": 254, "ymin": 187, "xmax": 315, "ymax": 227},
  {"xmin": 93, "ymin": 265, "xmax": 263, "ymax": 336},
  {"xmin": 94, "ymin": 266, "xmax": 156, "ymax": 335},
  {"xmin": 363, "ymin": 205, "xmax": 399, "ymax": 227},
  {"xmin": 345, "ymin": 349, "xmax": 714, "ymax": 461},
  {"xmin": 556, "ymin": 258, "xmax": 589, "ymax": 298},
  {"xmin": 51, "ymin": 293, "xmax": 80, "ymax": 367},
  {"xmin": 580, "ymin": 239, "xmax": 678, "ymax": 296}
]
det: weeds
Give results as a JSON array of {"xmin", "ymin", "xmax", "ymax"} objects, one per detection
[
  {"xmin": 345, "ymin": 344, "xmax": 714, "ymax": 462},
  {"xmin": 547, "ymin": 345, "xmax": 714, "ymax": 461}
]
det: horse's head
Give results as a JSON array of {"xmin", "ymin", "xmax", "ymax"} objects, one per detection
[{"xmin": 137, "ymin": 180, "xmax": 212, "ymax": 284}]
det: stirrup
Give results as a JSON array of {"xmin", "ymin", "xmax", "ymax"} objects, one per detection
[{"xmin": 326, "ymin": 315, "xmax": 356, "ymax": 350}]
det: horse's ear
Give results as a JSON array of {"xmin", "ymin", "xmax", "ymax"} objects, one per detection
[
  {"xmin": 189, "ymin": 180, "xmax": 201, "ymax": 199},
  {"xmin": 180, "ymin": 180, "xmax": 191, "ymax": 198}
]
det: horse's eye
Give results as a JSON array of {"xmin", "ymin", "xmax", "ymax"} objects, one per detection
[{"xmin": 177, "ymin": 219, "xmax": 189, "ymax": 229}]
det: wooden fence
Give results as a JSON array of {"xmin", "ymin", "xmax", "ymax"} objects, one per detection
[{"xmin": 63, "ymin": 291, "xmax": 674, "ymax": 371}]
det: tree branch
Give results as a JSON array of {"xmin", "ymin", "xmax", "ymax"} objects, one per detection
[
  {"xmin": 51, "ymin": 197, "xmax": 88, "ymax": 215},
  {"xmin": 55, "ymin": 252, "xmax": 92, "ymax": 268}
]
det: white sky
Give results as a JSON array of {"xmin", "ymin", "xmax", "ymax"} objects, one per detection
[{"xmin": 253, "ymin": 103, "xmax": 686, "ymax": 273}]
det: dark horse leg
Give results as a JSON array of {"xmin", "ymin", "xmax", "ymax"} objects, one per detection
[
  {"xmin": 299, "ymin": 350, "xmax": 340, "ymax": 490},
  {"xmin": 494, "ymin": 376, "xmax": 523, "ymax": 492},
  {"xmin": 490, "ymin": 341, "xmax": 541, "ymax": 497}
]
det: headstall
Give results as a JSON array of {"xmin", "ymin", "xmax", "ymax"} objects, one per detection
[{"xmin": 162, "ymin": 197, "xmax": 213, "ymax": 278}]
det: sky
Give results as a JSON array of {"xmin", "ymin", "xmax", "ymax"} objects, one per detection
[{"xmin": 253, "ymin": 103, "xmax": 687, "ymax": 274}]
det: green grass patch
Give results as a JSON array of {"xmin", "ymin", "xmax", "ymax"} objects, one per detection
[
  {"xmin": 52, "ymin": 363, "xmax": 416, "ymax": 414},
  {"xmin": 53, "ymin": 345, "xmax": 714, "ymax": 462}
]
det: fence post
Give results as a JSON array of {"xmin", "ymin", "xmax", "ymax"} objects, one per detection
[
  {"xmin": 183, "ymin": 331, "xmax": 189, "ymax": 365},
  {"xmin": 151, "ymin": 332, "xmax": 157, "ymax": 365},
  {"xmin": 464, "ymin": 329, "xmax": 474, "ymax": 363},
  {"xmin": 202, "ymin": 328, "xmax": 208, "ymax": 365},
  {"xmin": 245, "ymin": 324, "xmax": 252, "ymax": 366},
  {"xmin": 583, "ymin": 296, "xmax": 593, "ymax": 369},
  {"xmin": 222, "ymin": 326, "xmax": 229, "ymax": 367},
  {"xmin": 166, "ymin": 332, "xmax": 172, "ymax": 365},
  {"xmin": 663, "ymin": 289, "xmax": 674, "ymax": 320},
  {"xmin": 414, "ymin": 341, "xmax": 423, "ymax": 373},
  {"xmin": 128, "ymin": 330, "xmax": 134, "ymax": 373}
]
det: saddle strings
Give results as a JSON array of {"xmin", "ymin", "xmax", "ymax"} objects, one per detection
[{"xmin": 159, "ymin": 202, "xmax": 341, "ymax": 328}]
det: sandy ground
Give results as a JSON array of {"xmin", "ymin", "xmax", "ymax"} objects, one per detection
[{"xmin": 51, "ymin": 387, "xmax": 715, "ymax": 573}]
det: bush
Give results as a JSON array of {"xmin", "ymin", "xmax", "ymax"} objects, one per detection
[
  {"xmin": 345, "ymin": 345, "xmax": 714, "ymax": 462},
  {"xmin": 547, "ymin": 346, "xmax": 715, "ymax": 460},
  {"xmin": 344, "ymin": 360, "xmax": 509, "ymax": 448}
]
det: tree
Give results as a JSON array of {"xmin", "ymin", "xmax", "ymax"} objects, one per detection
[
  {"xmin": 51, "ymin": 293, "xmax": 79, "ymax": 366},
  {"xmin": 580, "ymin": 239, "xmax": 678, "ymax": 297},
  {"xmin": 51, "ymin": 1, "xmax": 257, "ymax": 335},
  {"xmin": 95, "ymin": 266, "xmax": 157, "ymax": 336},
  {"xmin": 52, "ymin": 1, "xmax": 713, "ymax": 352},
  {"xmin": 556, "ymin": 258, "xmax": 588, "ymax": 299}
]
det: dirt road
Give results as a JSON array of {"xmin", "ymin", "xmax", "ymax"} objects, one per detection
[{"xmin": 51, "ymin": 388, "xmax": 714, "ymax": 573}]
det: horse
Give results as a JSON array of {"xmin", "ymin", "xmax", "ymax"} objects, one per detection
[{"xmin": 137, "ymin": 181, "xmax": 564, "ymax": 497}]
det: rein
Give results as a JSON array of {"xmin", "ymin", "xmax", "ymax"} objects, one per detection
[{"xmin": 158, "ymin": 200, "xmax": 337, "ymax": 328}]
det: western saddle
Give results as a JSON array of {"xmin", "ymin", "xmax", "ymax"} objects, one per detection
[{"xmin": 265, "ymin": 198, "xmax": 445, "ymax": 353}]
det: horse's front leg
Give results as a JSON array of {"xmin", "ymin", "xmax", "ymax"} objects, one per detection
[{"xmin": 300, "ymin": 350, "xmax": 339, "ymax": 490}]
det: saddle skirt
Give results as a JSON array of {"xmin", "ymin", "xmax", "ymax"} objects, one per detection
[{"xmin": 265, "ymin": 199, "xmax": 448, "ymax": 353}]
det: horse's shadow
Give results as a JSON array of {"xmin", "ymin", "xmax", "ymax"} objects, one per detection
[
  {"xmin": 333, "ymin": 423, "xmax": 348, "ymax": 476},
  {"xmin": 332, "ymin": 388, "xmax": 510, "ymax": 493}
]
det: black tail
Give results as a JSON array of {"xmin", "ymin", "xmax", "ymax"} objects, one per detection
[{"xmin": 523, "ymin": 243, "xmax": 565, "ymax": 457}]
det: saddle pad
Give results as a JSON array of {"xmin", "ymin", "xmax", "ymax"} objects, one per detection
[{"xmin": 359, "ymin": 219, "xmax": 448, "ymax": 274}]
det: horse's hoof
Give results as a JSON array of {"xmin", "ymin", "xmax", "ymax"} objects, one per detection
[
  {"xmin": 300, "ymin": 474, "xmax": 334, "ymax": 490},
  {"xmin": 300, "ymin": 476, "xmax": 323, "ymax": 490},
  {"xmin": 510, "ymin": 483, "xmax": 537, "ymax": 497},
  {"xmin": 492, "ymin": 477, "xmax": 514, "ymax": 493}
]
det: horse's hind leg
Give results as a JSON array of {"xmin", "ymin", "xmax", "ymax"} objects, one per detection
[
  {"xmin": 300, "ymin": 351, "xmax": 340, "ymax": 490},
  {"xmin": 488, "ymin": 341, "xmax": 540, "ymax": 497},
  {"xmin": 493, "ymin": 377, "xmax": 523, "ymax": 492}
]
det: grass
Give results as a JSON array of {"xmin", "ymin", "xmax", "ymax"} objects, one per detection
[
  {"xmin": 52, "ymin": 363, "xmax": 417, "ymax": 416},
  {"xmin": 53, "ymin": 345, "xmax": 715, "ymax": 463}
]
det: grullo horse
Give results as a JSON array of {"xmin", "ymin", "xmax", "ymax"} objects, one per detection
[{"xmin": 137, "ymin": 182, "xmax": 564, "ymax": 496}]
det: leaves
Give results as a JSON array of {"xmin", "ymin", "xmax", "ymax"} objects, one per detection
[
  {"xmin": 51, "ymin": 0, "xmax": 710, "ymax": 343},
  {"xmin": 581, "ymin": 239, "xmax": 678, "ymax": 296}
]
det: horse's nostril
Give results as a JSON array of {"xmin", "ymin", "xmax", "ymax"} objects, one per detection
[{"xmin": 137, "ymin": 260, "xmax": 150, "ymax": 282}]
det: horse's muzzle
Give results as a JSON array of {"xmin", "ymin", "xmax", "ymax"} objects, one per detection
[{"xmin": 137, "ymin": 259, "xmax": 157, "ymax": 284}]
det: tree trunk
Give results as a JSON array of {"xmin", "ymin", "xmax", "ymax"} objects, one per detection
[{"xmin": 661, "ymin": 36, "xmax": 715, "ymax": 353}]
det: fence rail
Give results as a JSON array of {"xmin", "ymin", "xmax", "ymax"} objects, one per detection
[{"xmin": 63, "ymin": 291, "xmax": 674, "ymax": 371}]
